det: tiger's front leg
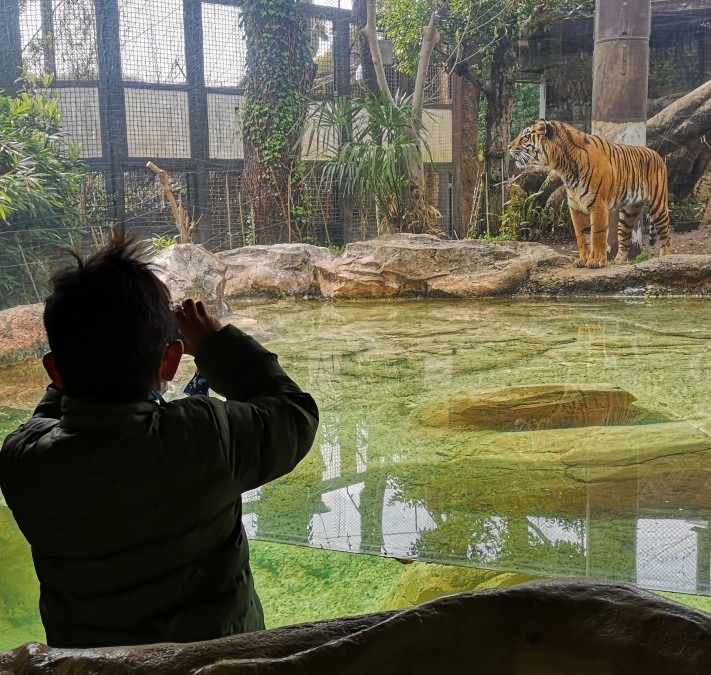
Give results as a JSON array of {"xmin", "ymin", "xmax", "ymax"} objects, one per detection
[
  {"xmin": 587, "ymin": 205, "xmax": 609, "ymax": 268},
  {"xmin": 569, "ymin": 208, "xmax": 591, "ymax": 268}
]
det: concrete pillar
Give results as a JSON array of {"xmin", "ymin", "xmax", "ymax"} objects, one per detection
[
  {"xmin": 0, "ymin": 0, "xmax": 22, "ymax": 95},
  {"xmin": 591, "ymin": 0, "xmax": 651, "ymax": 259}
]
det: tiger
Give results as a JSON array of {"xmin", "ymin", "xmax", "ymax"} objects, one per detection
[{"xmin": 508, "ymin": 119, "xmax": 672, "ymax": 268}]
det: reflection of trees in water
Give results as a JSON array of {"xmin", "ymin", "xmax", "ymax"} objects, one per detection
[
  {"xmin": 402, "ymin": 508, "xmax": 588, "ymax": 579},
  {"xmin": 241, "ymin": 300, "xmax": 711, "ymax": 589}
]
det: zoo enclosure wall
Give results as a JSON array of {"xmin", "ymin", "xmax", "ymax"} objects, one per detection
[
  {"xmin": 0, "ymin": 0, "xmax": 457, "ymax": 250},
  {"xmin": 0, "ymin": 0, "xmax": 710, "ymax": 252}
]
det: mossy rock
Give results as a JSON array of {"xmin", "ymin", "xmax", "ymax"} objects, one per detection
[{"xmin": 380, "ymin": 561, "xmax": 540, "ymax": 611}]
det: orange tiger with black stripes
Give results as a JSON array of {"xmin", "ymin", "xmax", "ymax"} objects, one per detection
[{"xmin": 508, "ymin": 119, "xmax": 672, "ymax": 268}]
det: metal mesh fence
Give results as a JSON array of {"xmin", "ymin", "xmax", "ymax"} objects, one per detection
[{"xmin": 6, "ymin": 0, "xmax": 456, "ymax": 269}]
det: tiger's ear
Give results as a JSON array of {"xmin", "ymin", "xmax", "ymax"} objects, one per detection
[{"xmin": 534, "ymin": 119, "xmax": 549, "ymax": 135}]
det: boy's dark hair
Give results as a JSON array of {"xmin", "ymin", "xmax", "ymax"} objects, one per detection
[{"xmin": 44, "ymin": 230, "xmax": 176, "ymax": 403}]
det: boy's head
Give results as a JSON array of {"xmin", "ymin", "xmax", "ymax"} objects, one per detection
[{"xmin": 43, "ymin": 230, "xmax": 183, "ymax": 403}]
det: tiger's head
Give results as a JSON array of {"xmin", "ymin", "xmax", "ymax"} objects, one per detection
[{"xmin": 508, "ymin": 119, "xmax": 553, "ymax": 169}]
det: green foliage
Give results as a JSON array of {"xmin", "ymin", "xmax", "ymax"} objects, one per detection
[
  {"xmin": 236, "ymin": 0, "xmax": 314, "ymax": 240},
  {"xmin": 148, "ymin": 233, "xmax": 180, "ymax": 253},
  {"xmin": 380, "ymin": 0, "xmax": 595, "ymax": 80},
  {"xmin": 499, "ymin": 191, "xmax": 571, "ymax": 240},
  {"xmin": 479, "ymin": 82, "xmax": 542, "ymax": 154},
  {"xmin": 0, "ymin": 75, "xmax": 84, "ymax": 225},
  {"xmin": 307, "ymin": 91, "xmax": 434, "ymax": 234},
  {"xmin": 669, "ymin": 194, "xmax": 705, "ymax": 224},
  {"xmin": 0, "ymin": 75, "xmax": 88, "ymax": 307},
  {"xmin": 511, "ymin": 83, "xmax": 540, "ymax": 137},
  {"xmin": 327, "ymin": 244, "xmax": 345, "ymax": 256},
  {"xmin": 630, "ymin": 251, "xmax": 650, "ymax": 265},
  {"xmin": 475, "ymin": 231, "xmax": 517, "ymax": 242}
]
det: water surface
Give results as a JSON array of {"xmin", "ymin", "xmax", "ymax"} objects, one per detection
[{"xmin": 2, "ymin": 297, "xmax": 711, "ymax": 628}]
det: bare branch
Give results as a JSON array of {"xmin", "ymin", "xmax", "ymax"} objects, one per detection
[
  {"xmin": 362, "ymin": 0, "xmax": 396, "ymax": 106},
  {"xmin": 412, "ymin": 4, "xmax": 445, "ymax": 115}
]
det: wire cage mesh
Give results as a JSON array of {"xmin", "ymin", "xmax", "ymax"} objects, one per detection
[{"xmin": 7, "ymin": 0, "xmax": 455, "ymax": 269}]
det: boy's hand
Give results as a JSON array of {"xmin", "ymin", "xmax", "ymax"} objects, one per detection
[{"xmin": 174, "ymin": 299, "xmax": 223, "ymax": 357}]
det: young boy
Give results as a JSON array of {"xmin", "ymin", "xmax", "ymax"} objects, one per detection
[{"xmin": 0, "ymin": 233, "xmax": 319, "ymax": 648}]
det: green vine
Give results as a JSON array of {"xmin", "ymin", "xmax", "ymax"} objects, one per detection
[{"xmin": 236, "ymin": 0, "xmax": 314, "ymax": 242}]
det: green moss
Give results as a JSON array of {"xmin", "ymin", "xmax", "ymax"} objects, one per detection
[
  {"xmin": 250, "ymin": 541, "xmax": 405, "ymax": 628},
  {"xmin": 655, "ymin": 591, "xmax": 711, "ymax": 615},
  {"xmin": 0, "ymin": 506, "xmax": 45, "ymax": 651}
]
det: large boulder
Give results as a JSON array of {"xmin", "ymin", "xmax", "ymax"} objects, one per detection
[
  {"xmin": 313, "ymin": 234, "xmax": 570, "ymax": 298},
  {"xmin": 1, "ymin": 580, "xmax": 710, "ymax": 674},
  {"xmin": 0, "ymin": 304, "xmax": 46, "ymax": 366},
  {"xmin": 219, "ymin": 244, "xmax": 332, "ymax": 298},
  {"xmin": 151, "ymin": 244, "xmax": 227, "ymax": 316}
]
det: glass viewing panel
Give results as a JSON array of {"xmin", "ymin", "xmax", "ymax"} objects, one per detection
[{"xmin": 3, "ymin": 298, "xmax": 709, "ymax": 596}]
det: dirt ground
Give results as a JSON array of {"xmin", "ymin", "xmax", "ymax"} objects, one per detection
[{"xmin": 543, "ymin": 223, "xmax": 711, "ymax": 258}]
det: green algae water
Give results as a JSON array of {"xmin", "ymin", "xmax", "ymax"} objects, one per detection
[{"xmin": 2, "ymin": 297, "xmax": 711, "ymax": 648}]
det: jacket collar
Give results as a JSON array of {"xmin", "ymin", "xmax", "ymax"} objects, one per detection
[{"xmin": 60, "ymin": 395, "xmax": 160, "ymax": 430}]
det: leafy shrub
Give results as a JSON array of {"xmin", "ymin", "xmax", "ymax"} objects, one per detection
[
  {"xmin": 499, "ymin": 192, "xmax": 571, "ymax": 241},
  {"xmin": 0, "ymin": 75, "xmax": 89, "ymax": 307}
]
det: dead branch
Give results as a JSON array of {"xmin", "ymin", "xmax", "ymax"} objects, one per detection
[{"xmin": 146, "ymin": 161, "xmax": 196, "ymax": 244}]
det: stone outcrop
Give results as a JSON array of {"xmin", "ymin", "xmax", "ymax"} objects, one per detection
[
  {"xmin": 1, "ymin": 580, "xmax": 710, "ymax": 674},
  {"xmin": 413, "ymin": 383, "xmax": 648, "ymax": 431},
  {"xmin": 313, "ymin": 234, "xmax": 569, "ymax": 298},
  {"xmin": 0, "ymin": 304, "xmax": 46, "ymax": 366},
  {"xmin": 218, "ymin": 244, "xmax": 331, "ymax": 298},
  {"xmin": 2, "ymin": 240, "xmax": 711, "ymax": 368},
  {"xmin": 151, "ymin": 244, "xmax": 227, "ymax": 316},
  {"xmin": 523, "ymin": 254, "xmax": 711, "ymax": 296}
]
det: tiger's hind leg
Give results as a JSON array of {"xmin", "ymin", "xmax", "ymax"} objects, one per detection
[
  {"xmin": 651, "ymin": 207, "xmax": 672, "ymax": 256},
  {"xmin": 647, "ymin": 162, "xmax": 672, "ymax": 256},
  {"xmin": 613, "ymin": 208, "xmax": 642, "ymax": 264}
]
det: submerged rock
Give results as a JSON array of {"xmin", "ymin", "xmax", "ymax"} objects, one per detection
[
  {"xmin": 414, "ymin": 383, "xmax": 649, "ymax": 431},
  {"xmin": 2, "ymin": 579, "xmax": 709, "ymax": 674}
]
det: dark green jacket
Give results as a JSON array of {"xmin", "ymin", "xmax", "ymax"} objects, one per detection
[{"xmin": 0, "ymin": 325, "xmax": 318, "ymax": 648}]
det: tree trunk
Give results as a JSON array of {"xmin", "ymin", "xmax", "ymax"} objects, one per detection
[
  {"xmin": 453, "ymin": 73, "xmax": 482, "ymax": 237},
  {"xmin": 353, "ymin": 0, "xmax": 377, "ymax": 94},
  {"xmin": 483, "ymin": 34, "xmax": 517, "ymax": 235},
  {"xmin": 238, "ymin": 1, "xmax": 312, "ymax": 245},
  {"xmin": 362, "ymin": 0, "xmax": 444, "ymax": 232},
  {"xmin": 647, "ymin": 78, "xmax": 711, "ymax": 198}
]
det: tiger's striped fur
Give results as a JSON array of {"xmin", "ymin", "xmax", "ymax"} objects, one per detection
[{"xmin": 508, "ymin": 119, "xmax": 672, "ymax": 268}]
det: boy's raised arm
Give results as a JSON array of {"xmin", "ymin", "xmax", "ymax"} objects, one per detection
[{"xmin": 175, "ymin": 300, "xmax": 319, "ymax": 490}]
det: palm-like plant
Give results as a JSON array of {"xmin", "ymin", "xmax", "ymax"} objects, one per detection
[{"xmin": 306, "ymin": 91, "xmax": 439, "ymax": 235}]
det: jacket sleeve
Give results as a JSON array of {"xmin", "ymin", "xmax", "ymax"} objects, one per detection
[
  {"xmin": 193, "ymin": 325, "xmax": 319, "ymax": 491},
  {"xmin": 32, "ymin": 384, "xmax": 64, "ymax": 419}
]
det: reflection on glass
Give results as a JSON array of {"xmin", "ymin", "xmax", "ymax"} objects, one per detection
[{"xmin": 2, "ymin": 298, "xmax": 711, "ymax": 596}]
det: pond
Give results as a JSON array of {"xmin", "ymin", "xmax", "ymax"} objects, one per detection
[{"xmin": 2, "ymin": 297, "xmax": 711, "ymax": 646}]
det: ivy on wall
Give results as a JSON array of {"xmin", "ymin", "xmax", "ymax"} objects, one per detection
[{"xmin": 236, "ymin": 0, "xmax": 314, "ymax": 244}]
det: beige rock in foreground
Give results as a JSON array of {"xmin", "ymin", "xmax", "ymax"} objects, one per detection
[
  {"xmin": 219, "ymin": 244, "xmax": 331, "ymax": 298},
  {"xmin": 313, "ymin": 234, "xmax": 568, "ymax": 298},
  {"xmin": 0, "ymin": 304, "xmax": 46, "ymax": 367},
  {"xmin": 1, "ymin": 580, "xmax": 710, "ymax": 674}
]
